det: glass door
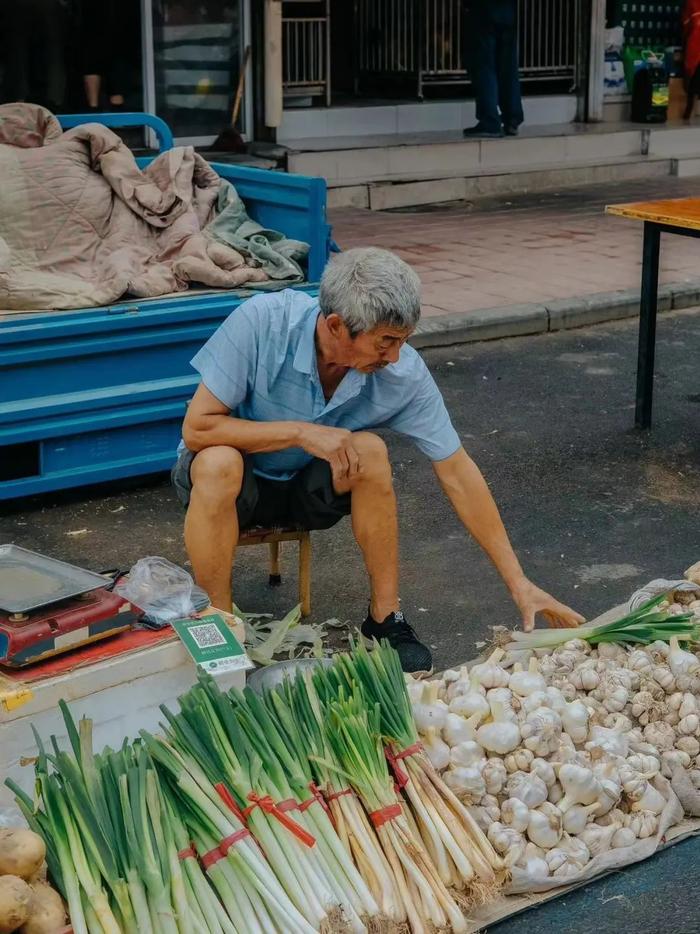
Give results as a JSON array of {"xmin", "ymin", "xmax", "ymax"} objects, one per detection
[{"xmin": 142, "ymin": 0, "xmax": 249, "ymax": 144}]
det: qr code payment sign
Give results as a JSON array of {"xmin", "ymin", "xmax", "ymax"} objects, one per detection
[{"xmin": 190, "ymin": 623, "xmax": 227, "ymax": 649}]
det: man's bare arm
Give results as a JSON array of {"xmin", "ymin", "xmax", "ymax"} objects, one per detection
[
  {"xmin": 183, "ymin": 384, "xmax": 364, "ymax": 479},
  {"xmin": 433, "ymin": 447, "xmax": 583, "ymax": 630}
]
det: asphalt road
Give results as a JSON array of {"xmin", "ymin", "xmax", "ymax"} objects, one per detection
[{"xmin": 1, "ymin": 307, "xmax": 699, "ymax": 932}]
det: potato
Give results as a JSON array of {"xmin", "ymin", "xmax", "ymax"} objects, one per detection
[
  {"xmin": 0, "ymin": 831, "xmax": 46, "ymax": 883},
  {"xmin": 19, "ymin": 882, "xmax": 67, "ymax": 934},
  {"xmin": 0, "ymin": 875, "xmax": 32, "ymax": 934}
]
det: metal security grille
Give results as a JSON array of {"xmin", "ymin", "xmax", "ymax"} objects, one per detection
[
  {"xmin": 282, "ymin": 0, "xmax": 331, "ymax": 105},
  {"xmin": 354, "ymin": 0, "xmax": 584, "ymax": 98}
]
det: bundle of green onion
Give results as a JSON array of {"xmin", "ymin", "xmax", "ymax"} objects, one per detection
[
  {"xmin": 8, "ymin": 640, "xmax": 508, "ymax": 934},
  {"xmin": 506, "ymin": 592, "xmax": 700, "ymax": 652}
]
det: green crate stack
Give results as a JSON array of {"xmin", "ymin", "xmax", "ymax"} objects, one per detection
[{"xmin": 609, "ymin": 1, "xmax": 682, "ymax": 46}]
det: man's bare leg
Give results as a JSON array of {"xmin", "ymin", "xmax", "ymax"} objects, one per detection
[
  {"xmin": 336, "ymin": 432, "xmax": 400, "ymax": 622},
  {"xmin": 184, "ymin": 446, "xmax": 243, "ymax": 611}
]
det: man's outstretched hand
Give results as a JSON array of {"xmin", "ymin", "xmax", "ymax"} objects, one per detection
[{"xmin": 511, "ymin": 579, "xmax": 585, "ymax": 632}]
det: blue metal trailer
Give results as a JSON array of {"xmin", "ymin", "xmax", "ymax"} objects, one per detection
[{"xmin": 0, "ymin": 114, "xmax": 331, "ymax": 501}]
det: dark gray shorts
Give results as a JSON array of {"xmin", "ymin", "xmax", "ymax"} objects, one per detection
[{"xmin": 171, "ymin": 449, "xmax": 351, "ymax": 532}]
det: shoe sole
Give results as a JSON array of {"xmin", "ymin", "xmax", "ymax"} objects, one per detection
[{"xmin": 361, "ymin": 635, "xmax": 434, "ymax": 678}]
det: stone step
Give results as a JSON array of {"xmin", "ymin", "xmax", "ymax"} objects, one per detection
[
  {"xmin": 286, "ymin": 123, "xmax": 700, "ymax": 193},
  {"xmin": 672, "ymin": 156, "xmax": 700, "ymax": 177},
  {"xmin": 327, "ymin": 155, "xmax": 673, "ymax": 210}
]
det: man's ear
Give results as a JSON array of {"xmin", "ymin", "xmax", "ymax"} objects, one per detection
[{"xmin": 325, "ymin": 313, "xmax": 350, "ymax": 339}]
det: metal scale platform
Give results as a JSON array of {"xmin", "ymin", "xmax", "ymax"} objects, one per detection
[{"xmin": 0, "ymin": 545, "xmax": 139, "ymax": 668}]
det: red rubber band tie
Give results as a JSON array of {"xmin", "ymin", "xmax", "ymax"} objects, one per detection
[
  {"xmin": 214, "ymin": 782, "xmax": 246, "ymax": 823},
  {"xmin": 369, "ymin": 803, "xmax": 403, "ymax": 828},
  {"xmin": 325, "ymin": 787, "xmax": 354, "ymax": 803},
  {"xmin": 201, "ymin": 846, "xmax": 225, "ymax": 869},
  {"xmin": 243, "ymin": 792, "xmax": 316, "ymax": 848},
  {"xmin": 220, "ymin": 828, "xmax": 252, "ymax": 854},
  {"xmin": 276, "ymin": 797, "xmax": 300, "ymax": 813},
  {"xmin": 177, "ymin": 845, "xmax": 197, "ymax": 861},
  {"xmin": 384, "ymin": 741, "xmax": 423, "ymax": 789}
]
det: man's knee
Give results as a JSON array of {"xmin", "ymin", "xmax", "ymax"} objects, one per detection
[
  {"xmin": 353, "ymin": 432, "xmax": 392, "ymax": 481},
  {"xmin": 191, "ymin": 446, "xmax": 244, "ymax": 496}
]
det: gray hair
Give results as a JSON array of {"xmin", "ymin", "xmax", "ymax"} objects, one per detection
[{"xmin": 319, "ymin": 247, "xmax": 421, "ymax": 337}]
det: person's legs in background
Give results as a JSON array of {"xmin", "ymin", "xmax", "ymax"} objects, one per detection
[
  {"xmin": 463, "ymin": 9, "xmax": 504, "ymax": 138},
  {"xmin": 496, "ymin": 19, "xmax": 524, "ymax": 135}
]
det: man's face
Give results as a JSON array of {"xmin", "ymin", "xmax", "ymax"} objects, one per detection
[{"xmin": 325, "ymin": 315, "xmax": 413, "ymax": 373}]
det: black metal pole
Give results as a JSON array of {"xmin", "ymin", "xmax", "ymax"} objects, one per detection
[{"xmin": 635, "ymin": 221, "xmax": 661, "ymax": 430}]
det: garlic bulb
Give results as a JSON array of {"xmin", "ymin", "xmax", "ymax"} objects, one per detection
[
  {"xmin": 646, "ymin": 640, "xmax": 670, "ymax": 662},
  {"xmin": 530, "ymin": 758, "xmax": 556, "ymax": 788},
  {"xmin": 500, "ymin": 797, "xmax": 530, "ymax": 833},
  {"xmin": 548, "ymin": 781, "xmax": 564, "ymax": 805},
  {"xmin": 557, "ymin": 764, "xmax": 601, "ymax": 813},
  {"xmin": 442, "ymin": 668, "xmax": 460, "ymax": 684},
  {"xmin": 678, "ymin": 714, "xmax": 700, "ymax": 736},
  {"xmin": 579, "ymin": 822, "xmax": 619, "ymax": 856},
  {"xmin": 598, "ymin": 643, "xmax": 625, "ymax": 661},
  {"xmin": 587, "ymin": 725, "xmax": 629, "ymax": 758},
  {"xmin": 412, "ymin": 683, "xmax": 448, "ymax": 732},
  {"xmin": 557, "ymin": 832, "xmax": 590, "ymax": 867},
  {"xmin": 504, "ymin": 748, "xmax": 534, "ymax": 773},
  {"xmin": 471, "ymin": 649, "xmax": 510, "ymax": 689},
  {"xmin": 486, "ymin": 687, "xmax": 520, "ymax": 721},
  {"xmin": 626, "ymin": 753, "xmax": 661, "ymax": 778},
  {"xmin": 488, "ymin": 822, "xmax": 526, "ymax": 865},
  {"xmin": 652, "ymin": 666, "xmax": 676, "ymax": 694},
  {"xmin": 602, "ymin": 685, "xmax": 630, "ymax": 714},
  {"xmin": 480, "ymin": 794, "xmax": 501, "ymax": 822},
  {"xmin": 405, "ymin": 678, "xmax": 425, "ymax": 704},
  {"xmin": 509, "ymin": 657, "xmax": 546, "ymax": 697},
  {"xmin": 544, "ymin": 847, "xmax": 569, "ymax": 874},
  {"xmin": 596, "ymin": 779, "xmax": 622, "ymax": 816},
  {"xmin": 675, "ymin": 735, "xmax": 700, "ymax": 758},
  {"xmin": 603, "ymin": 712, "xmax": 633, "ymax": 733},
  {"xmin": 680, "ymin": 692, "xmax": 698, "ymax": 719},
  {"xmin": 661, "ymin": 749, "xmax": 691, "ymax": 778},
  {"xmin": 569, "ymin": 665, "xmax": 600, "ymax": 692},
  {"xmin": 520, "ymin": 706, "xmax": 562, "ymax": 757},
  {"xmin": 476, "ymin": 702, "xmax": 522, "ymax": 755},
  {"xmin": 629, "ymin": 782, "xmax": 666, "ymax": 815},
  {"xmin": 443, "ymin": 766, "xmax": 486, "ymax": 800},
  {"xmin": 630, "ymin": 690, "xmax": 666, "ymax": 726},
  {"xmin": 668, "ymin": 637, "xmax": 700, "ymax": 676},
  {"xmin": 448, "ymin": 683, "xmax": 490, "ymax": 721},
  {"xmin": 690, "ymin": 770, "xmax": 700, "ymax": 790},
  {"xmin": 643, "ymin": 721, "xmax": 676, "ymax": 751},
  {"xmin": 561, "ymin": 699, "xmax": 590, "ymax": 744},
  {"xmin": 597, "ymin": 807, "xmax": 626, "ymax": 827},
  {"xmin": 423, "ymin": 728, "xmax": 450, "ymax": 770},
  {"xmin": 527, "ymin": 802, "xmax": 563, "ymax": 849},
  {"xmin": 562, "ymin": 803, "xmax": 599, "ymax": 835},
  {"xmin": 450, "ymin": 740, "xmax": 485, "ymax": 769},
  {"xmin": 443, "ymin": 712, "xmax": 481, "ymax": 747},
  {"xmin": 627, "ymin": 649, "xmax": 653, "ymax": 673},
  {"xmin": 516, "ymin": 853, "xmax": 550, "ymax": 878},
  {"xmin": 563, "ymin": 638, "xmax": 591, "ymax": 656},
  {"xmin": 506, "ymin": 770, "xmax": 548, "ymax": 808},
  {"xmin": 625, "ymin": 811, "xmax": 658, "ymax": 839},
  {"xmin": 482, "ymin": 758, "xmax": 508, "ymax": 796},
  {"xmin": 612, "ymin": 827, "xmax": 637, "ymax": 848}
]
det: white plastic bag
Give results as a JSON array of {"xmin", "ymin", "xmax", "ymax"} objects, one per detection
[{"xmin": 115, "ymin": 556, "xmax": 196, "ymax": 624}]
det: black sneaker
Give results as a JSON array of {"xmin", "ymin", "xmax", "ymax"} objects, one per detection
[
  {"xmin": 361, "ymin": 610, "xmax": 433, "ymax": 675},
  {"xmin": 504, "ymin": 124, "xmax": 520, "ymax": 137},
  {"xmin": 463, "ymin": 124, "xmax": 504, "ymax": 139}
]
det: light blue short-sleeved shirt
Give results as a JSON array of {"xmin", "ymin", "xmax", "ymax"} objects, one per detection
[{"xmin": 187, "ymin": 289, "xmax": 461, "ymax": 480}]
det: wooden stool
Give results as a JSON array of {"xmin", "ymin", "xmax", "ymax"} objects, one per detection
[{"xmin": 237, "ymin": 528, "xmax": 312, "ymax": 617}]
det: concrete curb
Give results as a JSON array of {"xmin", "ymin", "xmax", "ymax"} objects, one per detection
[{"xmin": 410, "ymin": 280, "xmax": 700, "ymax": 350}]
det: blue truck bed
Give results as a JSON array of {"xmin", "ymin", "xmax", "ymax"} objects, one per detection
[{"xmin": 0, "ymin": 114, "xmax": 331, "ymax": 500}]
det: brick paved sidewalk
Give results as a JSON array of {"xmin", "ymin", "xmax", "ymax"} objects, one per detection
[{"xmin": 329, "ymin": 177, "xmax": 700, "ymax": 318}]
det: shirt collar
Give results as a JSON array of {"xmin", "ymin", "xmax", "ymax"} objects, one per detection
[{"xmin": 292, "ymin": 305, "xmax": 320, "ymax": 376}]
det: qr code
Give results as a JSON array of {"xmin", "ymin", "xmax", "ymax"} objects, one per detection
[{"xmin": 190, "ymin": 623, "xmax": 226, "ymax": 649}]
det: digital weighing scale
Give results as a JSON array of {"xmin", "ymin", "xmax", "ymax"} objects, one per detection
[{"xmin": 0, "ymin": 545, "xmax": 140, "ymax": 668}]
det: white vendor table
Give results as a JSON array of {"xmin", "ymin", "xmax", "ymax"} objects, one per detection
[{"xmin": 0, "ymin": 631, "xmax": 246, "ymax": 821}]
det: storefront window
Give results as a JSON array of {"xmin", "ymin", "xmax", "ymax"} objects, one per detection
[
  {"xmin": 152, "ymin": 1, "xmax": 244, "ymax": 139},
  {"xmin": 0, "ymin": 1, "xmax": 143, "ymax": 113}
]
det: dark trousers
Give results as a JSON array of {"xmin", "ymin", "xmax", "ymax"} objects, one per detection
[{"xmin": 468, "ymin": 2, "xmax": 524, "ymax": 132}]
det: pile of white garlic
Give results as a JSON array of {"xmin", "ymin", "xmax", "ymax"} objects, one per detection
[{"xmin": 407, "ymin": 627, "xmax": 700, "ymax": 882}]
